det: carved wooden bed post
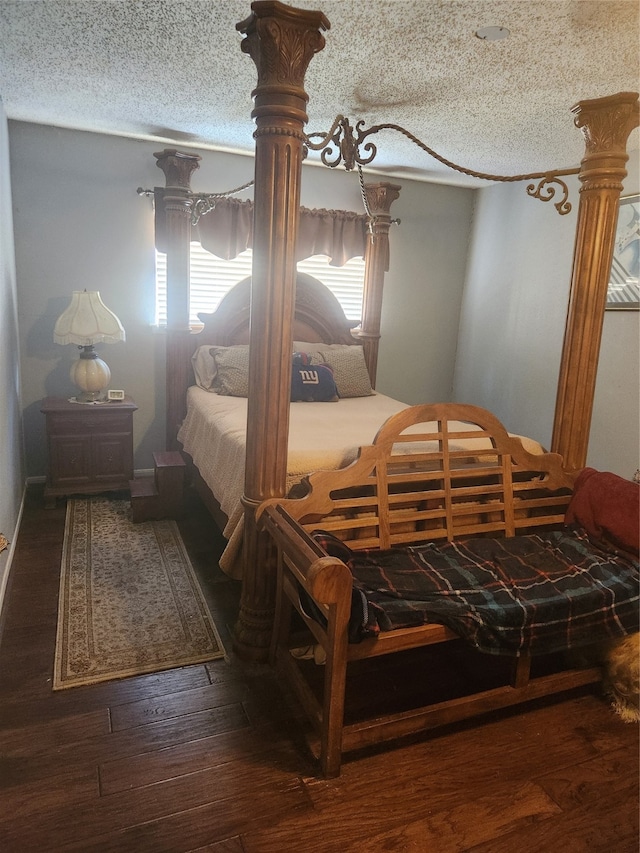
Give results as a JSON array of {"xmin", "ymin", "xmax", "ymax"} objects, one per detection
[
  {"xmin": 552, "ymin": 92, "xmax": 639, "ymax": 470},
  {"xmin": 235, "ymin": 1, "xmax": 330, "ymax": 659},
  {"xmin": 154, "ymin": 148, "xmax": 201, "ymax": 450},
  {"xmin": 359, "ymin": 182, "xmax": 401, "ymax": 386}
]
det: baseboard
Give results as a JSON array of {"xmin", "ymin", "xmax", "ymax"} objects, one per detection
[{"xmin": 26, "ymin": 469, "xmax": 154, "ymax": 485}]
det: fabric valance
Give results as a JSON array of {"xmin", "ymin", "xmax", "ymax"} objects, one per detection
[{"xmin": 154, "ymin": 191, "xmax": 368, "ymax": 266}]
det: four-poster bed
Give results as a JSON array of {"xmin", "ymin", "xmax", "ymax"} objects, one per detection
[
  {"xmin": 154, "ymin": 0, "xmax": 639, "ymax": 664},
  {"xmin": 172, "ymin": 272, "xmax": 545, "ymax": 578}
]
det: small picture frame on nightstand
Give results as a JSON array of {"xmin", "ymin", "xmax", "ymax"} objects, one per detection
[{"xmin": 107, "ymin": 389, "xmax": 126, "ymax": 401}]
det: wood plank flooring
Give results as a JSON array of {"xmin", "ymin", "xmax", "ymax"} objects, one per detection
[{"xmin": 0, "ymin": 485, "xmax": 637, "ymax": 852}]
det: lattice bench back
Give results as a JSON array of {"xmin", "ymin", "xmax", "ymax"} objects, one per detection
[{"xmin": 263, "ymin": 403, "xmax": 575, "ymax": 551}]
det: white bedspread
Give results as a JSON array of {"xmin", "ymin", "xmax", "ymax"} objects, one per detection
[
  {"xmin": 177, "ymin": 388, "xmax": 409, "ymax": 577},
  {"xmin": 177, "ymin": 387, "xmax": 545, "ymax": 578}
]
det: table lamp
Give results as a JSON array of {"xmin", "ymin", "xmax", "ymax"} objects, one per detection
[{"xmin": 54, "ymin": 290, "xmax": 125, "ymax": 402}]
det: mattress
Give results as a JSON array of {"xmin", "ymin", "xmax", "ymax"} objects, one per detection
[
  {"xmin": 177, "ymin": 388, "xmax": 409, "ymax": 576},
  {"xmin": 177, "ymin": 387, "xmax": 545, "ymax": 578}
]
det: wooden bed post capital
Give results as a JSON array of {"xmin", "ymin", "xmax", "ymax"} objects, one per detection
[
  {"xmin": 237, "ymin": 1, "xmax": 329, "ymax": 101},
  {"xmin": 551, "ymin": 91, "xmax": 639, "ymax": 471},
  {"xmin": 154, "ymin": 148, "xmax": 201, "ymax": 450},
  {"xmin": 572, "ymin": 92, "xmax": 639, "ymax": 166},
  {"xmin": 365, "ymin": 182, "xmax": 402, "ymax": 214},
  {"xmin": 234, "ymin": 2, "xmax": 330, "ymax": 661},
  {"xmin": 359, "ymin": 182, "xmax": 401, "ymax": 386},
  {"xmin": 154, "ymin": 148, "xmax": 201, "ymax": 190}
]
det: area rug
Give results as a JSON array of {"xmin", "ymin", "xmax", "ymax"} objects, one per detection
[{"xmin": 54, "ymin": 497, "xmax": 226, "ymax": 690}]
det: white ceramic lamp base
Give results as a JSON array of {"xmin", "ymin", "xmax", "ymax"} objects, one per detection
[{"xmin": 70, "ymin": 348, "xmax": 111, "ymax": 403}]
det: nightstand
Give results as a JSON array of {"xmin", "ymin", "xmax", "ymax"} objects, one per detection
[{"xmin": 41, "ymin": 396, "xmax": 137, "ymax": 507}]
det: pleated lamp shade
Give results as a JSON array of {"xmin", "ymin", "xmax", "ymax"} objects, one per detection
[
  {"xmin": 54, "ymin": 291, "xmax": 125, "ymax": 402},
  {"xmin": 54, "ymin": 290, "xmax": 125, "ymax": 346}
]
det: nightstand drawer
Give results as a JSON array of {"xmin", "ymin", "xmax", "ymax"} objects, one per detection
[{"xmin": 47, "ymin": 410, "xmax": 133, "ymax": 434}]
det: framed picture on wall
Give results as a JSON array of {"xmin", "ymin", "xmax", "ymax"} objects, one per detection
[{"xmin": 607, "ymin": 193, "xmax": 639, "ymax": 310}]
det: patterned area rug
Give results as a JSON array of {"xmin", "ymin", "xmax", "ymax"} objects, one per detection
[{"xmin": 54, "ymin": 497, "xmax": 226, "ymax": 690}]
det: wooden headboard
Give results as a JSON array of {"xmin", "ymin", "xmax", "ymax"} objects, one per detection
[
  {"xmin": 166, "ymin": 271, "xmax": 361, "ymax": 449},
  {"xmin": 195, "ymin": 271, "xmax": 357, "ymax": 347}
]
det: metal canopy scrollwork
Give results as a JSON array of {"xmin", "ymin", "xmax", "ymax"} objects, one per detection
[
  {"xmin": 526, "ymin": 175, "xmax": 573, "ymax": 216},
  {"xmin": 145, "ymin": 117, "xmax": 577, "ymax": 222},
  {"xmin": 136, "ymin": 182, "xmax": 256, "ymax": 226},
  {"xmin": 190, "ymin": 180, "xmax": 255, "ymax": 225},
  {"xmin": 306, "ymin": 115, "xmax": 580, "ymax": 215}
]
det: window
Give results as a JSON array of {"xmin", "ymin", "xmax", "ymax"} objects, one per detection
[
  {"xmin": 297, "ymin": 254, "xmax": 365, "ymax": 322},
  {"xmin": 155, "ymin": 244, "xmax": 365, "ymax": 328}
]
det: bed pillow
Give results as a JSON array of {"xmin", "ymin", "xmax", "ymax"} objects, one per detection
[
  {"xmin": 209, "ymin": 346, "xmax": 340, "ymax": 401},
  {"xmin": 318, "ymin": 346, "xmax": 373, "ymax": 398},
  {"xmin": 291, "ymin": 353, "xmax": 338, "ymax": 402},
  {"xmin": 210, "ymin": 345, "xmax": 250, "ymax": 397},
  {"xmin": 191, "ymin": 344, "xmax": 219, "ymax": 391}
]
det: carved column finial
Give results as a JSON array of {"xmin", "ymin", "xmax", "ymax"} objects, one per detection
[
  {"xmin": 552, "ymin": 91, "xmax": 639, "ymax": 470},
  {"xmin": 573, "ymin": 92, "xmax": 639, "ymax": 170},
  {"xmin": 234, "ymin": 2, "xmax": 330, "ymax": 661},
  {"xmin": 154, "ymin": 148, "xmax": 201, "ymax": 188},
  {"xmin": 358, "ymin": 182, "xmax": 401, "ymax": 385},
  {"xmin": 237, "ymin": 1, "xmax": 328, "ymax": 109}
]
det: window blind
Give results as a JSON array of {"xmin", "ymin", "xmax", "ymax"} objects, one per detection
[{"xmin": 155, "ymin": 244, "xmax": 365, "ymax": 328}]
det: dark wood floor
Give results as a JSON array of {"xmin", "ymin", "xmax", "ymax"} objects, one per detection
[{"xmin": 0, "ymin": 485, "xmax": 638, "ymax": 853}]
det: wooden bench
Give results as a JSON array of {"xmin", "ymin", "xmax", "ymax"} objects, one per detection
[{"xmin": 258, "ymin": 403, "xmax": 624, "ymax": 777}]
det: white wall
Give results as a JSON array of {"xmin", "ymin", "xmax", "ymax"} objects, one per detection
[
  {"xmin": 9, "ymin": 117, "xmax": 637, "ymax": 489},
  {"xmin": 454, "ymin": 154, "xmax": 639, "ymax": 478},
  {"xmin": 376, "ymin": 179, "xmax": 474, "ymax": 403},
  {"xmin": 590, "ymin": 150, "xmax": 640, "ymax": 477},
  {"xmin": 453, "ymin": 179, "xmax": 575, "ymax": 445},
  {"xmin": 10, "ymin": 121, "xmax": 475, "ymax": 477},
  {"xmin": 0, "ymin": 98, "xmax": 23, "ymax": 620}
]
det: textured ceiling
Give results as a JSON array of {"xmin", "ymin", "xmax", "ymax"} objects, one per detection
[{"xmin": 0, "ymin": 1, "xmax": 638, "ymax": 186}]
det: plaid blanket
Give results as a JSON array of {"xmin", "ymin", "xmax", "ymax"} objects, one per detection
[{"xmin": 311, "ymin": 528, "xmax": 639, "ymax": 656}]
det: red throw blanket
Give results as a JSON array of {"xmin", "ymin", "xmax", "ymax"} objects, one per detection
[{"xmin": 565, "ymin": 468, "xmax": 639, "ymax": 557}]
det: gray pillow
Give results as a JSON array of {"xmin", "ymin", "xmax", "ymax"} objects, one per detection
[
  {"xmin": 318, "ymin": 346, "xmax": 373, "ymax": 397},
  {"xmin": 210, "ymin": 345, "xmax": 251, "ymax": 396}
]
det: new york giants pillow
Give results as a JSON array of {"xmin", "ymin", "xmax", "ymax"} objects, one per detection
[{"xmin": 290, "ymin": 352, "xmax": 339, "ymax": 402}]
